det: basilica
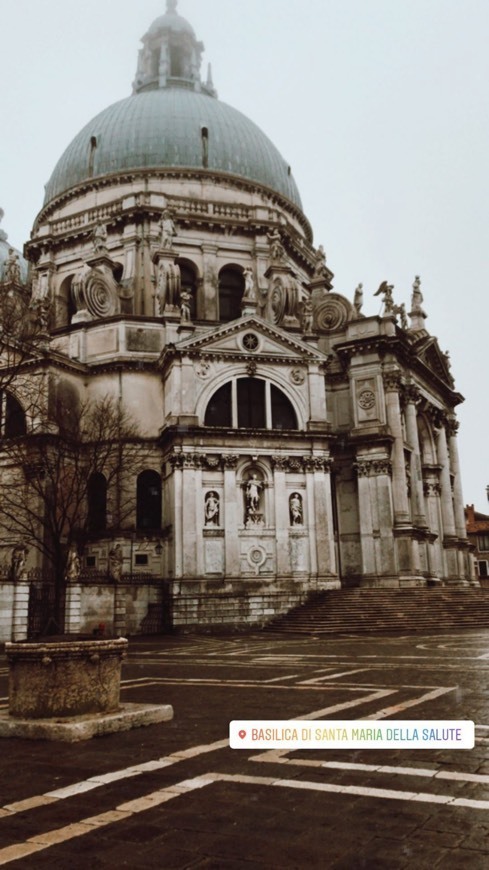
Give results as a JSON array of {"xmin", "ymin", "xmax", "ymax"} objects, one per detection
[{"xmin": 0, "ymin": 2, "xmax": 475, "ymax": 639}]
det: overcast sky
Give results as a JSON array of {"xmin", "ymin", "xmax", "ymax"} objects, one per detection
[{"xmin": 2, "ymin": 0, "xmax": 488, "ymax": 510}]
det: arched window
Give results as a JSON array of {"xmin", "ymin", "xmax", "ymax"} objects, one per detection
[
  {"xmin": 204, "ymin": 382, "xmax": 232, "ymax": 427},
  {"xmin": 218, "ymin": 267, "xmax": 244, "ymax": 322},
  {"xmin": 0, "ymin": 393, "xmax": 26, "ymax": 438},
  {"xmin": 137, "ymin": 470, "xmax": 162, "ymax": 530},
  {"xmin": 205, "ymin": 378, "xmax": 297, "ymax": 430},
  {"xmin": 271, "ymin": 384, "xmax": 297, "ymax": 430},
  {"xmin": 87, "ymin": 473, "xmax": 107, "ymax": 532}
]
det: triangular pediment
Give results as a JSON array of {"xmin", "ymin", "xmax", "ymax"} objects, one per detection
[
  {"xmin": 414, "ymin": 336, "xmax": 454, "ymax": 386},
  {"xmin": 168, "ymin": 316, "xmax": 327, "ymax": 362}
]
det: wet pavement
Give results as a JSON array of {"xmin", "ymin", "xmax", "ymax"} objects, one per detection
[{"xmin": 1, "ymin": 628, "xmax": 489, "ymax": 868}]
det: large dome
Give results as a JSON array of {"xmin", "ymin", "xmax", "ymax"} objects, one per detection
[{"xmin": 43, "ymin": 88, "xmax": 302, "ymax": 208}]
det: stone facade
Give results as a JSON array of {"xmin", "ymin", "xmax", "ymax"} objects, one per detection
[{"xmin": 0, "ymin": 3, "xmax": 475, "ymax": 638}]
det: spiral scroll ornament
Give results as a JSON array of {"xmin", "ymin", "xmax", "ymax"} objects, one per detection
[
  {"xmin": 71, "ymin": 265, "xmax": 120, "ymax": 320},
  {"xmin": 84, "ymin": 272, "xmax": 119, "ymax": 318},
  {"xmin": 270, "ymin": 279, "xmax": 286, "ymax": 325},
  {"xmin": 314, "ymin": 293, "xmax": 353, "ymax": 333}
]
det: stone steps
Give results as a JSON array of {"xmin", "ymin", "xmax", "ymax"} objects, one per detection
[{"xmin": 264, "ymin": 588, "xmax": 489, "ymax": 634}]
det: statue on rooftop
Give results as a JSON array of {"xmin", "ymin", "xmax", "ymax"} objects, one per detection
[
  {"xmin": 353, "ymin": 283, "xmax": 363, "ymax": 315},
  {"xmin": 4, "ymin": 248, "xmax": 21, "ymax": 284},
  {"xmin": 267, "ymin": 228, "xmax": 286, "ymax": 262},
  {"xmin": 411, "ymin": 275, "xmax": 424, "ymax": 312},
  {"xmin": 313, "ymin": 244, "xmax": 328, "ymax": 278},
  {"xmin": 159, "ymin": 209, "xmax": 176, "ymax": 249},
  {"xmin": 92, "ymin": 222, "xmax": 108, "ymax": 254},
  {"xmin": 374, "ymin": 280, "xmax": 395, "ymax": 313}
]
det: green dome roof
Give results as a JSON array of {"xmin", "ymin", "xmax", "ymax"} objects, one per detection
[{"xmin": 43, "ymin": 88, "xmax": 302, "ymax": 208}]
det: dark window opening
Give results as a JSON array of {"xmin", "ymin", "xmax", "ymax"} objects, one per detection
[
  {"xmin": 87, "ymin": 472, "xmax": 107, "ymax": 532},
  {"xmin": 2, "ymin": 393, "xmax": 26, "ymax": 438},
  {"xmin": 201, "ymin": 126, "xmax": 209, "ymax": 168},
  {"xmin": 137, "ymin": 470, "xmax": 162, "ymax": 530},
  {"xmin": 113, "ymin": 263, "xmax": 124, "ymax": 284},
  {"xmin": 205, "ymin": 382, "xmax": 232, "ymax": 427},
  {"xmin": 135, "ymin": 554, "xmax": 149, "ymax": 566},
  {"xmin": 151, "ymin": 48, "xmax": 160, "ymax": 77},
  {"xmin": 86, "ymin": 556, "xmax": 96, "ymax": 568},
  {"xmin": 478, "ymin": 560, "xmax": 488, "ymax": 578},
  {"xmin": 88, "ymin": 136, "xmax": 97, "ymax": 177},
  {"xmin": 170, "ymin": 45, "xmax": 184, "ymax": 77},
  {"xmin": 271, "ymin": 384, "xmax": 297, "ymax": 430},
  {"xmin": 219, "ymin": 267, "xmax": 244, "ymax": 322},
  {"xmin": 237, "ymin": 378, "xmax": 265, "ymax": 429}
]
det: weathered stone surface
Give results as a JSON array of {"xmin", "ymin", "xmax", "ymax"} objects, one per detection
[
  {"xmin": 6, "ymin": 638, "xmax": 128, "ymax": 719},
  {"xmin": 0, "ymin": 702, "xmax": 173, "ymax": 742}
]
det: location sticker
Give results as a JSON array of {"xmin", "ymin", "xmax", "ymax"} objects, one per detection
[{"xmin": 229, "ymin": 720, "xmax": 475, "ymax": 750}]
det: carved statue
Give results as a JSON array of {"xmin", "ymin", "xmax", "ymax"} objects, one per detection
[
  {"xmin": 157, "ymin": 261, "xmax": 181, "ymax": 311},
  {"xmin": 180, "ymin": 288, "xmax": 191, "ymax": 322},
  {"xmin": 159, "ymin": 209, "xmax": 176, "ymax": 249},
  {"xmin": 289, "ymin": 492, "xmax": 303, "ymax": 526},
  {"xmin": 11, "ymin": 544, "xmax": 28, "ymax": 582},
  {"xmin": 65, "ymin": 543, "xmax": 81, "ymax": 584},
  {"xmin": 374, "ymin": 280, "xmax": 395, "ymax": 313},
  {"xmin": 108, "ymin": 544, "xmax": 123, "ymax": 583},
  {"xmin": 267, "ymin": 228, "xmax": 285, "ymax": 262},
  {"xmin": 205, "ymin": 491, "xmax": 220, "ymax": 526},
  {"xmin": 353, "ymin": 283, "xmax": 363, "ymax": 315},
  {"xmin": 92, "ymin": 222, "xmax": 108, "ymax": 254},
  {"xmin": 245, "ymin": 474, "xmax": 263, "ymax": 523},
  {"xmin": 313, "ymin": 244, "xmax": 328, "ymax": 278},
  {"xmin": 4, "ymin": 248, "xmax": 21, "ymax": 284},
  {"xmin": 411, "ymin": 275, "xmax": 424, "ymax": 311},
  {"xmin": 395, "ymin": 302, "xmax": 408, "ymax": 329},
  {"xmin": 242, "ymin": 267, "xmax": 256, "ymax": 301},
  {"xmin": 301, "ymin": 297, "xmax": 314, "ymax": 333}
]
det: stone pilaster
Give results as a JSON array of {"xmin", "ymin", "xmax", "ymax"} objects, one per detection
[
  {"xmin": 223, "ymin": 455, "xmax": 240, "ymax": 578},
  {"xmin": 169, "ymin": 454, "xmax": 184, "ymax": 579},
  {"xmin": 305, "ymin": 456, "xmax": 337, "ymax": 585},
  {"xmin": 182, "ymin": 454, "xmax": 201, "ymax": 578},
  {"xmin": 355, "ymin": 458, "xmax": 396, "ymax": 581},
  {"xmin": 271, "ymin": 457, "xmax": 290, "ymax": 577}
]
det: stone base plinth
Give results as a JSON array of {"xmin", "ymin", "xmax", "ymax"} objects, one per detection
[{"xmin": 0, "ymin": 702, "xmax": 173, "ymax": 742}]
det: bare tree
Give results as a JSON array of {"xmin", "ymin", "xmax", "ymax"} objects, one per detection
[
  {"xmin": 0, "ymin": 395, "xmax": 141, "ymax": 630},
  {"xmin": 0, "ymin": 269, "xmax": 48, "ymax": 394}
]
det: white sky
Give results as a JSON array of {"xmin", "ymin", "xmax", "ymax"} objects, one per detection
[{"xmin": 2, "ymin": 0, "xmax": 488, "ymax": 510}]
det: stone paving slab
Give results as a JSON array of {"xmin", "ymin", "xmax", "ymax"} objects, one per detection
[{"xmin": 0, "ymin": 628, "xmax": 488, "ymax": 867}]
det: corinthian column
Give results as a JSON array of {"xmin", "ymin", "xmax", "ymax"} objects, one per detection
[
  {"xmin": 403, "ymin": 385, "xmax": 427, "ymax": 527},
  {"xmin": 433, "ymin": 416, "xmax": 456, "ymax": 539},
  {"xmin": 447, "ymin": 418, "xmax": 467, "ymax": 538},
  {"xmin": 383, "ymin": 371, "xmax": 410, "ymax": 524}
]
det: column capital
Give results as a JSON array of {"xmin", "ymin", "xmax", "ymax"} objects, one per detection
[
  {"xmin": 382, "ymin": 369, "xmax": 402, "ymax": 392},
  {"xmin": 222, "ymin": 454, "xmax": 239, "ymax": 469}
]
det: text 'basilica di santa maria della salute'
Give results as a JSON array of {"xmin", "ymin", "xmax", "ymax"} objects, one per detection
[{"xmin": 0, "ymin": 1, "xmax": 475, "ymax": 640}]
